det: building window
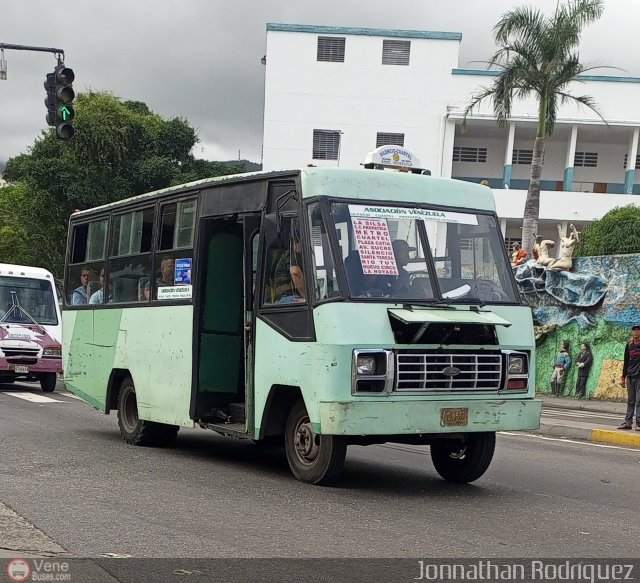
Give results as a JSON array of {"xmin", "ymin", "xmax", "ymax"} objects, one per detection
[
  {"xmin": 317, "ymin": 36, "xmax": 345, "ymax": 63},
  {"xmin": 623, "ymin": 153, "xmax": 640, "ymax": 169},
  {"xmin": 574, "ymin": 151, "xmax": 598, "ymax": 167},
  {"xmin": 512, "ymin": 149, "xmax": 533, "ymax": 165},
  {"xmin": 453, "ymin": 147, "xmax": 487, "ymax": 163},
  {"xmin": 312, "ymin": 129, "xmax": 341, "ymax": 160},
  {"xmin": 376, "ymin": 132, "xmax": 405, "ymax": 148},
  {"xmin": 382, "ymin": 40, "xmax": 410, "ymax": 66}
]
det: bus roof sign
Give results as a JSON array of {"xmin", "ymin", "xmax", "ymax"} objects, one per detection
[{"xmin": 362, "ymin": 145, "xmax": 424, "ymax": 172}]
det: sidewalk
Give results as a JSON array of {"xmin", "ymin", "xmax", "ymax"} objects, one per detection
[{"xmin": 535, "ymin": 394, "xmax": 640, "ymax": 448}]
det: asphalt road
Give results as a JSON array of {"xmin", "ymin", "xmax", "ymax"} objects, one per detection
[{"xmin": 1, "ymin": 381, "xmax": 639, "ymax": 561}]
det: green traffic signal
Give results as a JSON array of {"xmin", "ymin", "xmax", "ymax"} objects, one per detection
[
  {"xmin": 44, "ymin": 63, "xmax": 76, "ymax": 140},
  {"xmin": 58, "ymin": 104, "xmax": 75, "ymax": 122}
]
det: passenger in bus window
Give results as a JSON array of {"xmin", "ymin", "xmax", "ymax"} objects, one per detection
[
  {"xmin": 71, "ymin": 269, "xmax": 92, "ymax": 304},
  {"xmin": 138, "ymin": 277, "xmax": 151, "ymax": 302},
  {"xmin": 89, "ymin": 268, "xmax": 108, "ymax": 304},
  {"xmin": 157, "ymin": 257, "xmax": 175, "ymax": 287},
  {"xmin": 274, "ymin": 238, "xmax": 305, "ymax": 303}
]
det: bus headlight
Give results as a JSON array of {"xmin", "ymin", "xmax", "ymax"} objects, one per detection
[
  {"xmin": 352, "ymin": 349, "xmax": 394, "ymax": 395},
  {"xmin": 508, "ymin": 355, "xmax": 525, "ymax": 374},
  {"xmin": 43, "ymin": 346, "xmax": 62, "ymax": 357},
  {"xmin": 502, "ymin": 350, "xmax": 529, "ymax": 393},
  {"xmin": 356, "ymin": 355, "xmax": 377, "ymax": 375}
]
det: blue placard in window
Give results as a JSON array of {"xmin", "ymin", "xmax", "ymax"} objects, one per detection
[{"xmin": 175, "ymin": 258, "xmax": 192, "ymax": 285}]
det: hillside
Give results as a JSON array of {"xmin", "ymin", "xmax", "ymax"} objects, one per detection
[{"xmin": 220, "ymin": 159, "xmax": 261, "ymax": 172}]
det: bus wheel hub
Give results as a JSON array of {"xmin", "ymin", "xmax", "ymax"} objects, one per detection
[{"xmin": 294, "ymin": 417, "xmax": 319, "ymax": 464}]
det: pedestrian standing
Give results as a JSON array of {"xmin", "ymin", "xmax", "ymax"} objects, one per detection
[
  {"xmin": 618, "ymin": 325, "xmax": 640, "ymax": 430},
  {"xmin": 550, "ymin": 340, "xmax": 571, "ymax": 396},
  {"xmin": 575, "ymin": 342, "xmax": 593, "ymax": 399}
]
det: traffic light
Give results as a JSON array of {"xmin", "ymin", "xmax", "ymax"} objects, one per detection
[{"xmin": 44, "ymin": 64, "xmax": 75, "ymax": 139}]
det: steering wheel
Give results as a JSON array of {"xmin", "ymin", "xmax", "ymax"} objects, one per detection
[{"xmin": 471, "ymin": 279, "xmax": 510, "ymax": 302}]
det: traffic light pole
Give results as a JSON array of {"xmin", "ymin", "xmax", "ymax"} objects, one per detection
[
  {"xmin": 0, "ymin": 43, "xmax": 65, "ymax": 81},
  {"xmin": 0, "ymin": 43, "xmax": 64, "ymax": 56},
  {"xmin": 1, "ymin": 43, "xmax": 75, "ymax": 139}
]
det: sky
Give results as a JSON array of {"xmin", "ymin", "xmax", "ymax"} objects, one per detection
[{"xmin": 1, "ymin": 0, "xmax": 638, "ymax": 166}]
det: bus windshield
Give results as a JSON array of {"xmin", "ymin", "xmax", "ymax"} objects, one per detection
[
  {"xmin": 0, "ymin": 277, "xmax": 59, "ymax": 325},
  {"xmin": 328, "ymin": 201, "xmax": 518, "ymax": 304}
]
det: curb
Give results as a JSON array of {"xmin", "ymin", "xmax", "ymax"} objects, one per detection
[
  {"xmin": 592, "ymin": 428, "xmax": 640, "ymax": 447},
  {"xmin": 535, "ymin": 423, "xmax": 640, "ymax": 448},
  {"xmin": 538, "ymin": 399, "xmax": 624, "ymax": 415}
]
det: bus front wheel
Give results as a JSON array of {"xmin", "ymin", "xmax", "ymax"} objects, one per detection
[
  {"xmin": 117, "ymin": 379, "xmax": 179, "ymax": 447},
  {"xmin": 40, "ymin": 373, "xmax": 57, "ymax": 393},
  {"xmin": 430, "ymin": 432, "xmax": 496, "ymax": 483},
  {"xmin": 285, "ymin": 400, "xmax": 347, "ymax": 486}
]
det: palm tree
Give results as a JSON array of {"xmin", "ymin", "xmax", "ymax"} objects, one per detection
[{"xmin": 464, "ymin": 0, "xmax": 605, "ymax": 253}]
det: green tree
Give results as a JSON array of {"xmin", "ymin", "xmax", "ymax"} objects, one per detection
[
  {"xmin": 464, "ymin": 0, "xmax": 605, "ymax": 252},
  {"xmin": 575, "ymin": 205, "xmax": 640, "ymax": 256},
  {"xmin": 1, "ymin": 91, "xmax": 242, "ymax": 275}
]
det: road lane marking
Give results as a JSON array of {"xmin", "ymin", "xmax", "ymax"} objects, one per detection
[
  {"xmin": 543, "ymin": 408, "xmax": 620, "ymax": 420},
  {"xmin": 5, "ymin": 392, "xmax": 65, "ymax": 403}
]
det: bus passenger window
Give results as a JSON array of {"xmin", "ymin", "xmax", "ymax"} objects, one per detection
[
  {"xmin": 152, "ymin": 252, "xmax": 193, "ymax": 300},
  {"xmin": 263, "ymin": 217, "xmax": 306, "ymax": 305},
  {"xmin": 109, "ymin": 257, "xmax": 152, "ymax": 304},
  {"xmin": 66, "ymin": 219, "xmax": 108, "ymax": 306}
]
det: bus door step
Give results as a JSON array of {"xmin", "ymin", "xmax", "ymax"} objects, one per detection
[{"xmin": 202, "ymin": 422, "xmax": 249, "ymax": 439}]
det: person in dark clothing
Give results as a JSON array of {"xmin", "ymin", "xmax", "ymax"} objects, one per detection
[
  {"xmin": 618, "ymin": 325, "xmax": 640, "ymax": 430},
  {"xmin": 550, "ymin": 340, "xmax": 571, "ymax": 396},
  {"xmin": 575, "ymin": 342, "xmax": 593, "ymax": 399}
]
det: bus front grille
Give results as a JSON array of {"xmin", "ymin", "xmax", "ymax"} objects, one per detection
[
  {"xmin": 395, "ymin": 351, "xmax": 502, "ymax": 393},
  {"xmin": 2, "ymin": 347, "xmax": 39, "ymax": 358}
]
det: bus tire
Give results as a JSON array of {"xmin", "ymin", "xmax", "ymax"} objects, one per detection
[
  {"xmin": 117, "ymin": 379, "xmax": 179, "ymax": 447},
  {"xmin": 284, "ymin": 400, "xmax": 347, "ymax": 486},
  {"xmin": 430, "ymin": 432, "xmax": 495, "ymax": 484},
  {"xmin": 40, "ymin": 373, "xmax": 57, "ymax": 393}
]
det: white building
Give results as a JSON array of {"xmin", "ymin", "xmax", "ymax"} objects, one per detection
[{"xmin": 262, "ymin": 23, "xmax": 640, "ymax": 249}]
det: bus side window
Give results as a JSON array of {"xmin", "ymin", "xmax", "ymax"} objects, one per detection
[
  {"xmin": 109, "ymin": 209, "xmax": 154, "ymax": 305},
  {"xmin": 262, "ymin": 216, "xmax": 306, "ymax": 305},
  {"xmin": 65, "ymin": 219, "xmax": 107, "ymax": 306},
  {"xmin": 153, "ymin": 199, "xmax": 196, "ymax": 300}
]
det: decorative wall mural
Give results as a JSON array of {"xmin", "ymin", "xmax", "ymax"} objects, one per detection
[{"xmin": 514, "ymin": 255, "xmax": 640, "ymax": 400}]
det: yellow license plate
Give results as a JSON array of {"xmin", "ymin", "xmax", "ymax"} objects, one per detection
[{"xmin": 440, "ymin": 407, "xmax": 468, "ymax": 427}]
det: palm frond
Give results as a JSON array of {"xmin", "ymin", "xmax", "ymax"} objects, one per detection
[
  {"xmin": 462, "ymin": 87, "xmax": 497, "ymax": 129},
  {"xmin": 493, "ymin": 6, "xmax": 545, "ymax": 48},
  {"xmin": 557, "ymin": 92, "xmax": 608, "ymax": 125},
  {"xmin": 564, "ymin": 0, "xmax": 604, "ymax": 29},
  {"xmin": 547, "ymin": 0, "xmax": 604, "ymax": 61}
]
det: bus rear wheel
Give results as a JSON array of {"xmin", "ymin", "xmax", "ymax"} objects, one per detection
[
  {"xmin": 430, "ymin": 432, "xmax": 496, "ymax": 483},
  {"xmin": 117, "ymin": 379, "xmax": 179, "ymax": 447},
  {"xmin": 40, "ymin": 373, "xmax": 57, "ymax": 393},
  {"xmin": 284, "ymin": 400, "xmax": 347, "ymax": 486}
]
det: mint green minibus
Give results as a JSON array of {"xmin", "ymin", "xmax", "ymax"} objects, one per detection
[{"xmin": 62, "ymin": 167, "xmax": 541, "ymax": 485}]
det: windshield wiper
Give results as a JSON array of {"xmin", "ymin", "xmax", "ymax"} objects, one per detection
[{"xmin": 0, "ymin": 292, "xmax": 45, "ymax": 332}]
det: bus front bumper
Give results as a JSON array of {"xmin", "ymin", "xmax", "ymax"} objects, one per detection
[{"xmin": 318, "ymin": 398, "xmax": 542, "ymax": 435}]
